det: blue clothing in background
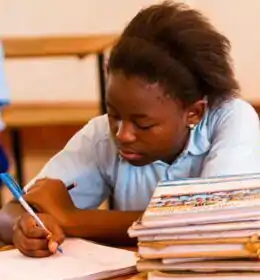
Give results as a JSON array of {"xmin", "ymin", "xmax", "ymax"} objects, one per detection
[{"xmin": 0, "ymin": 43, "xmax": 10, "ymax": 178}]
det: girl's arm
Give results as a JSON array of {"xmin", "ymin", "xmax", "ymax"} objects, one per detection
[
  {"xmin": 23, "ymin": 178, "xmax": 141, "ymax": 246},
  {"xmin": 64, "ymin": 209, "xmax": 141, "ymax": 245}
]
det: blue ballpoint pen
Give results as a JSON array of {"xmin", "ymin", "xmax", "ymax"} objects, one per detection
[{"xmin": 0, "ymin": 173, "xmax": 63, "ymax": 254}]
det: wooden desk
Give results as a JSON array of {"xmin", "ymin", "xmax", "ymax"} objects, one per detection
[
  {"xmin": 1, "ymin": 101, "xmax": 99, "ymax": 190},
  {"xmin": 3, "ymin": 34, "xmax": 118, "ymax": 114},
  {"xmin": 3, "ymin": 35, "xmax": 117, "ymax": 58},
  {"xmin": 2, "ymin": 101, "xmax": 99, "ymax": 127},
  {"xmin": 2, "ymin": 34, "xmax": 118, "ymax": 186}
]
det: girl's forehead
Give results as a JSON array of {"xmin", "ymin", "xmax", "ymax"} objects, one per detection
[
  {"xmin": 106, "ymin": 73, "xmax": 183, "ymax": 118},
  {"xmin": 106, "ymin": 72, "xmax": 166, "ymax": 102},
  {"xmin": 107, "ymin": 72, "xmax": 159, "ymax": 90}
]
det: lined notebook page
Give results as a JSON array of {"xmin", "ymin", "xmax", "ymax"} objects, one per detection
[{"xmin": 0, "ymin": 238, "xmax": 136, "ymax": 280}]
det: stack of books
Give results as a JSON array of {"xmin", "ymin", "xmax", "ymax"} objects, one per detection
[{"xmin": 128, "ymin": 174, "xmax": 260, "ymax": 280}]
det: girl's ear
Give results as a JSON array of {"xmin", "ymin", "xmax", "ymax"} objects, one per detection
[{"xmin": 186, "ymin": 99, "xmax": 207, "ymax": 128}]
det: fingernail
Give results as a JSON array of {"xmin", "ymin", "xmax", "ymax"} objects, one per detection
[{"xmin": 48, "ymin": 241, "xmax": 58, "ymax": 253}]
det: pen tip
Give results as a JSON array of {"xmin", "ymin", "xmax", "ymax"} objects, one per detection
[{"xmin": 57, "ymin": 247, "xmax": 63, "ymax": 254}]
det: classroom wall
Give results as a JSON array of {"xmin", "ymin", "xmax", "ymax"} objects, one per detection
[{"xmin": 1, "ymin": 0, "xmax": 260, "ymax": 103}]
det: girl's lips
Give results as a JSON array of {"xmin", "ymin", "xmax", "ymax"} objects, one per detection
[{"xmin": 118, "ymin": 149, "xmax": 144, "ymax": 161}]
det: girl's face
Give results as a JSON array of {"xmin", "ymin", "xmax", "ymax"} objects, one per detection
[{"xmin": 106, "ymin": 71, "xmax": 204, "ymax": 166}]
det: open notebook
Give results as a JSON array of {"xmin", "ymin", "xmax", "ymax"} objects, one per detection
[{"xmin": 0, "ymin": 238, "xmax": 137, "ymax": 280}]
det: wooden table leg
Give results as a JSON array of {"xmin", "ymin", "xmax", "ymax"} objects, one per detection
[
  {"xmin": 97, "ymin": 52, "xmax": 107, "ymax": 114},
  {"xmin": 97, "ymin": 52, "xmax": 115, "ymax": 210},
  {"xmin": 10, "ymin": 128, "xmax": 23, "ymax": 187}
]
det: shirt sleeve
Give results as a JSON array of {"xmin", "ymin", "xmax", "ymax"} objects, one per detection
[
  {"xmin": 24, "ymin": 117, "xmax": 111, "ymax": 209},
  {"xmin": 201, "ymin": 100, "xmax": 260, "ymax": 177}
]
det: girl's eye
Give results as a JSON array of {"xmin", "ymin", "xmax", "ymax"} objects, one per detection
[{"xmin": 135, "ymin": 123, "xmax": 155, "ymax": 130}]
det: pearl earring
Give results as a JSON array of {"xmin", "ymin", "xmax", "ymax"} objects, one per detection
[{"xmin": 189, "ymin": 124, "xmax": 195, "ymax": 130}]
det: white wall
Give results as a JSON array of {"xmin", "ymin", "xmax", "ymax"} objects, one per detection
[{"xmin": 1, "ymin": 0, "xmax": 260, "ymax": 102}]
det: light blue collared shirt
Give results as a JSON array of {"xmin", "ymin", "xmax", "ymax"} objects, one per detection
[{"xmin": 26, "ymin": 98, "xmax": 260, "ymax": 211}]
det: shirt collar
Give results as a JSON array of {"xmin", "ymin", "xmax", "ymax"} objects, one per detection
[{"xmin": 154, "ymin": 112, "xmax": 211, "ymax": 167}]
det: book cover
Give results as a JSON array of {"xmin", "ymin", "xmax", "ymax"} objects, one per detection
[
  {"xmin": 129, "ymin": 220, "xmax": 260, "ymax": 238},
  {"xmin": 141, "ymin": 175, "xmax": 260, "ymax": 227}
]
